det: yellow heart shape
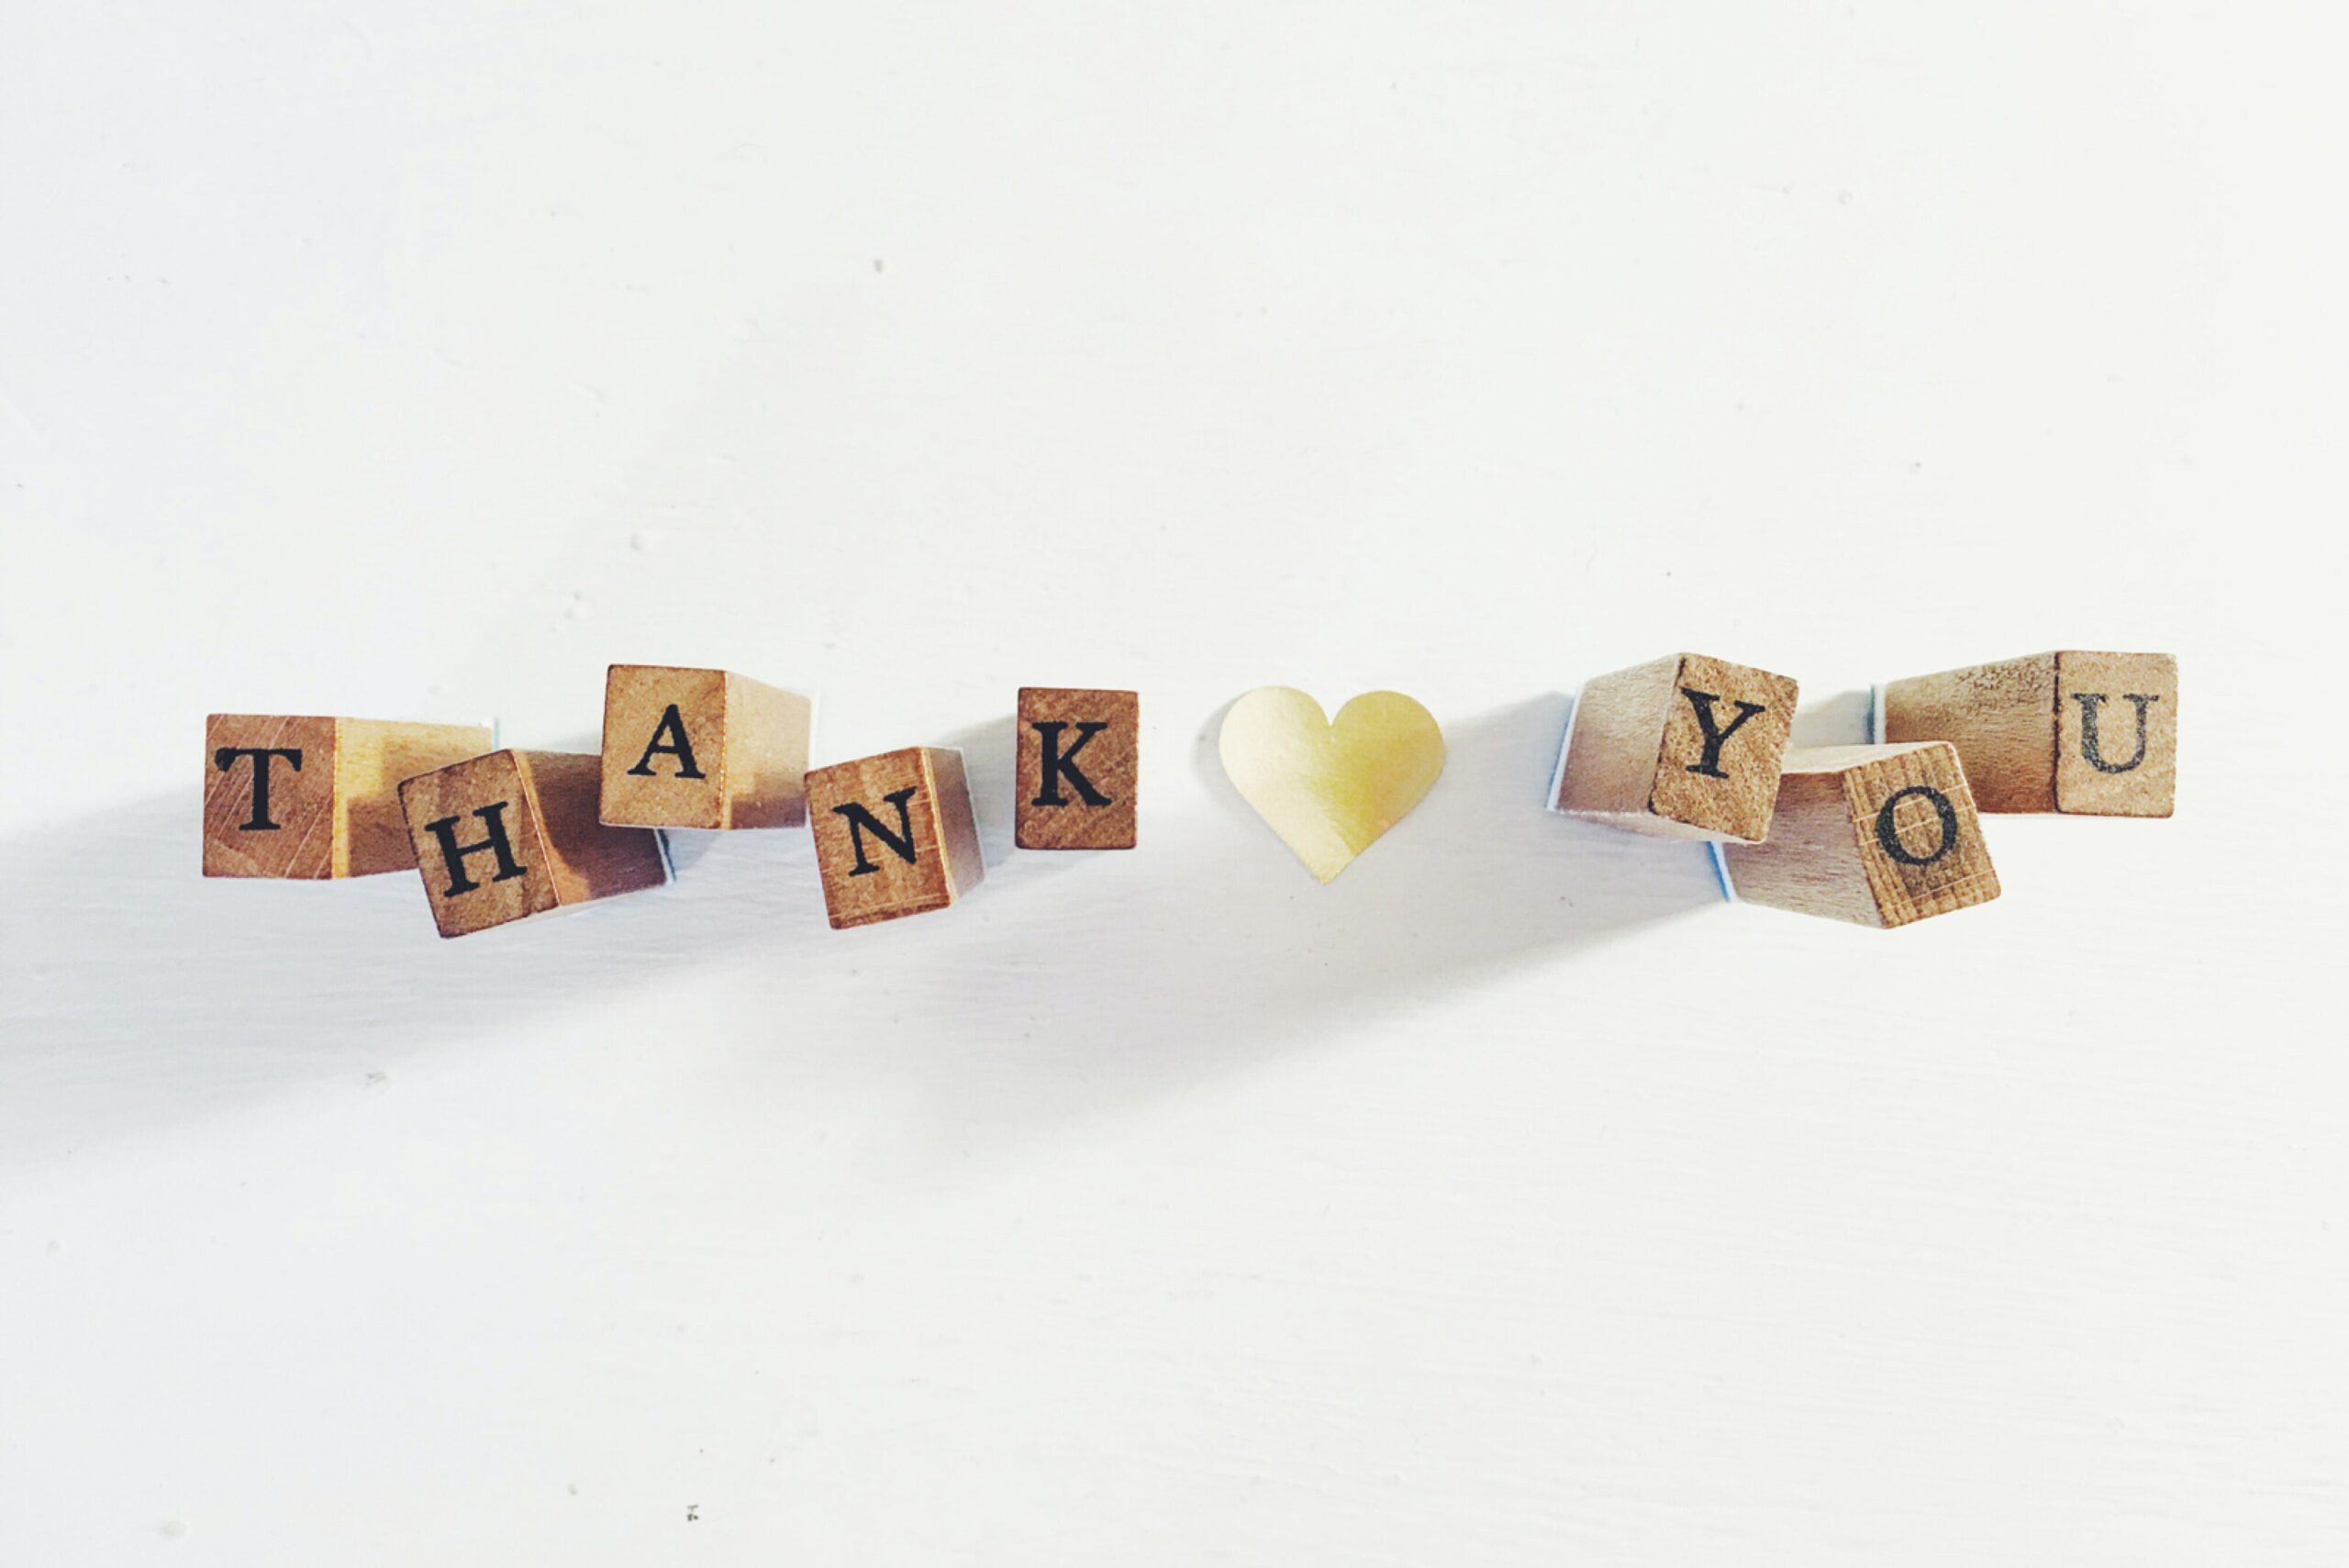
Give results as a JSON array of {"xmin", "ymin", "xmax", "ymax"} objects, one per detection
[{"xmin": 1218, "ymin": 688, "xmax": 1446, "ymax": 883}]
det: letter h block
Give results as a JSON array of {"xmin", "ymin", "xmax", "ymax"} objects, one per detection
[
  {"xmin": 1879, "ymin": 651, "xmax": 2176, "ymax": 817},
  {"xmin": 1549, "ymin": 653, "xmax": 1799, "ymax": 842},
  {"xmin": 804, "ymin": 747, "xmax": 985, "ymax": 929},
  {"xmin": 398, "ymin": 751, "xmax": 670, "ymax": 938},
  {"xmin": 205, "ymin": 714, "xmax": 494, "ymax": 878},
  {"xmin": 1720, "ymin": 743, "xmax": 2001, "ymax": 928},
  {"xmin": 1016, "ymin": 686, "xmax": 1139, "ymax": 850},
  {"xmin": 600, "ymin": 663, "xmax": 814, "ymax": 829}
]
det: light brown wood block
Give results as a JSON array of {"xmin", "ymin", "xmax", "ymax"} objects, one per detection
[
  {"xmin": 1721, "ymin": 742, "xmax": 2001, "ymax": 928},
  {"xmin": 398, "ymin": 750, "xmax": 669, "ymax": 938},
  {"xmin": 1879, "ymin": 651, "xmax": 2176, "ymax": 817},
  {"xmin": 1549, "ymin": 653, "xmax": 1800, "ymax": 843},
  {"xmin": 804, "ymin": 747, "xmax": 984, "ymax": 929},
  {"xmin": 1015, "ymin": 686, "xmax": 1139, "ymax": 850},
  {"xmin": 599, "ymin": 663, "xmax": 813, "ymax": 829},
  {"xmin": 204, "ymin": 714, "xmax": 494, "ymax": 879}
]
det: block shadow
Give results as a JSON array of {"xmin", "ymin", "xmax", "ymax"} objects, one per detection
[{"xmin": 0, "ymin": 698, "xmax": 1720, "ymax": 1166}]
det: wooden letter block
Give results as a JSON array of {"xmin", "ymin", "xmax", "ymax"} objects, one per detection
[
  {"xmin": 1879, "ymin": 651, "xmax": 2176, "ymax": 817},
  {"xmin": 1016, "ymin": 686, "xmax": 1139, "ymax": 850},
  {"xmin": 398, "ymin": 751, "xmax": 669, "ymax": 938},
  {"xmin": 804, "ymin": 747, "xmax": 984, "ymax": 929},
  {"xmin": 1549, "ymin": 653, "xmax": 1800, "ymax": 843},
  {"xmin": 1720, "ymin": 742, "xmax": 2000, "ymax": 928},
  {"xmin": 600, "ymin": 663, "xmax": 813, "ymax": 829},
  {"xmin": 205, "ymin": 714, "xmax": 493, "ymax": 879}
]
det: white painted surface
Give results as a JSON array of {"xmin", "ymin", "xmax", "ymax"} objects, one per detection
[{"xmin": 2, "ymin": 5, "xmax": 2341, "ymax": 1562}]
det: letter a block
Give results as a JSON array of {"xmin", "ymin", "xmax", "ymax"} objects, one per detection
[
  {"xmin": 399, "ymin": 751, "xmax": 669, "ymax": 938},
  {"xmin": 1549, "ymin": 653, "xmax": 1800, "ymax": 843},
  {"xmin": 804, "ymin": 747, "xmax": 984, "ymax": 929},
  {"xmin": 600, "ymin": 663, "xmax": 814, "ymax": 829},
  {"xmin": 1016, "ymin": 686, "xmax": 1139, "ymax": 850},
  {"xmin": 1720, "ymin": 742, "xmax": 2000, "ymax": 928},
  {"xmin": 1879, "ymin": 651, "xmax": 2176, "ymax": 817},
  {"xmin": 205, "ymin": 714, "xmax": 494, "ymax": 878}
]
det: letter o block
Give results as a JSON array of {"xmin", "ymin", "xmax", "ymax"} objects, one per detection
[
  {"xmin": 1549, "ymin": 653, "xmax": 1799, "ymax": 843},
  {"xmin": 1720, "ymin": 742, "xmax": 2001, "ymax": 928},
  {"xmin": 205, "ymin": 714, "xmax": 494, "ymax": 878},
  {"xmin": 805, "ymin": 747, "xmax": 984, "ymax": 929},
  {"xmin": 600, "ymin": 664, "xmax": 814, "ymax": 829},
  {"xmin": 399, "ymin": 750, "xmax": 670, "ymax": 938},
  {"xmin": 1879, "ymin": 651, "xmax": 2176, "ymax": 817}
]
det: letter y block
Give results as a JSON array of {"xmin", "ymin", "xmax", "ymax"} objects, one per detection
[
  {"xmin": 399, "ymin": 751, "xmax": 670, "ymax": 937},
  {"xmin": 804, "ymin": 747, "xmax": 984, "ymax": 929},
  {"xmin": 1549, "ymin": 653, "xmax": 1799, "ymax": 842},
  {"xmin": 1879, "ymin": 651, "xmax": 2176, "ymax": 816}
]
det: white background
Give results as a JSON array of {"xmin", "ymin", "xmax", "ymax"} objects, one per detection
[{"xmin": 3, "ymin": 4, "xmax": 2342, "ymax": 1562}]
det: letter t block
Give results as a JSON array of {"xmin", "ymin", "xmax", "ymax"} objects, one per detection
[
  {"xmin": 1720, "ymin": 742, "xmax": 2001, "ymax": 928},
  {"xmin": 205, "ymin": 714, "xmax": 494, "ymax": 878},
  {"xmin": 1549, "ymin": 653, "xmax": 1799, "ymax": 842},
  {"xmin": 399, "ymin": 751, "xmax": 670, "ymax": 938},
  {"xmin": 1016, "ymin": 686, "xmax": 1139, "ymax": 849},
  {"xmin": 804, "ymin": 747, "xmax": 985, "ymax": 929},
  {"xmin": 1879, "ymin": 651, "xmax": 2176, "ymax": 817}
]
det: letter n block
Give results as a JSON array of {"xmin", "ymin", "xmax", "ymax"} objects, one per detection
[
  {"xmin": 1549, "ymin": 653, "xmax": 1799, "ymax": 842},
  {"xmin": 1879, "ymin": 651, "xmax": 2176, "ymax": 817},
  {"xmin": 205, "ymin": 715, "xmax": 493, "ymax": 878},
  {"xmin": 1016, "ymin": 686, "xmax": 1139, "ymax": 850},
  {"xmin": 804, "ymin": 747, "xmax": 984, "ymax": 929},
  {"xmin": 1720, "ymin": 743, "xmax": 2000, "ymax": 928},
  {"xmin": 600, "ymin": 664, "xmax": 814, "ymax": 829},
  {"xmin": 398, "ymin": 751, "xmax": 669, "ymax": 938}
]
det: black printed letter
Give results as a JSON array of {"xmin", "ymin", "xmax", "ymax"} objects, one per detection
[
  {"xmin": 423, "ymin": 803, "xmax": 530, "ymax": 896},
  {"xmin": 834, "ymin": 787, "xmax": 919, "ymax": 876},
  {"xmin": 1874, "ymin": 784, "xmax": 1960, "ymax": 867},
  {"xmin": 2074, "ymin": 693, "xmax": 2158, "ymax": 774},
  {"xmin": 215, "ymin": 746, "xmax": 304, "ymax": 831},
  {"xmin": 627, "ymin": 704, "xmax": 706, "ymax": 779},
  {"xmin": 1030, "ymin": 721, "xmax": 1113, "ymax": 808},
  {"xmin": 1679, "ymin": 689, "xmax": 1767, "ymax": 779}
]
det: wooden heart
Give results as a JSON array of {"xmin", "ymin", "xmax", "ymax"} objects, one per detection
[{"xmin": 1218, "ymin": 688, "xmax": 1446, "ymax": 883}]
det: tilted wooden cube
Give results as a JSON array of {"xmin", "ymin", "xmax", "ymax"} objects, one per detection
[
  {"xmin": 599, "ymin": 663, "xmax": 814, "ymax": 829},
  {"xmin": 205, "ymin": 714, "xmax": 493, "ymax": 878},
  {"xmin": 1878, "ymin": 651, "xmax": 2176, "ymax": 817},
  {"xmin": 1720, "ymin": 742, "xmax": 2000, "ymax": 928},
  {"xmin": 1015, "ymin": 686, "xmax": 1139, "ymax": 850},
  {"xmin": 804, "ymin": 747, "xmax": 984, "ymax": 929},
  {"xmin": 1549, "ymin": 653, "xmax": 1800, "ymax": 843},
  {"xmin": 399, "ymin": 751, "xmax": 670, "ymax": 938}
]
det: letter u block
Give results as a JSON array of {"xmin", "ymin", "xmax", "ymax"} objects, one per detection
[
  {"xmin": 1016, "ymin": 686, "xmax": 1139, "ymax": 850},
  {"xmin": 205, "ymin": 715, "xmax": 494, "ymax": 878},
  {"xmin": 804, "ymin": 747, "xmax": 984, "ymax": 929},
  {"xmin": 1878, "ymin": 651, "xmax": 2176, "ymax": 817},
  {"xmin": 398, "ymin": 751, "xmax": 670, "ymax": 937},
  {"xmin": 1549, "ymin": 653, "xmax": 1799, "ymax": 842},
  {"xmin": 1720, "ymin": 742, "xmax": 2000, "ymax": 928},
  {"xmin": 600, "ymin": 664, "xmax": 814, "ymax": 829}
]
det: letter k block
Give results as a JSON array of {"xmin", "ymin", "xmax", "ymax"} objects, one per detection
[
  {"xmin": 398, "ymin": 751, "xmax": 670, "ymax": 938},
  {"xmin": 1016, "ymin": 687, "xmax": 1138, "ymax": 850},
  {"xmin": 1550, "ymin": 653, "xmax": 1799, "ymax": 843},
  {"xmin": 804, "ymin": 747, "xmax": 985, "ymax": 929}
]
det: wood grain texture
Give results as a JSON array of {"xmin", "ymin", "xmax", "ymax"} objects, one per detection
[
  {"xmin": 599, "ymin": 664, "xmax": 813, "ymax": 829},
  {"xmin": 1883, "ymin": 651, "xmax": 2177, "ymax": 817},
  {"xmin": 204, "ymin": 715, "xmax": 490, "ymax": 878},
  {"xmin": 805, "ymin": 746, "xmax": 985, "ymax": 929},
  {"xmin": 399, "ymin": 750, "xmax": 666, "ymax": 938},
  {"xmin": 1015, "ymin": 687, "xmax": 1139, "ymax": 850},
  {"xmin": 1552, "ymin": 653, "xmax": 1798, "ymax": 843},
  {"xmin": 1722, "ymin": 741, "xmax": 2000, "ymax": 928}
]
